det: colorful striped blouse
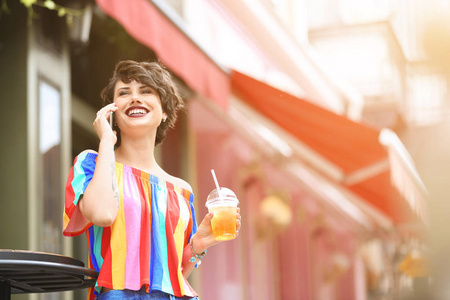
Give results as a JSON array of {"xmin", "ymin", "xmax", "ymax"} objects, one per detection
[{"xmin": 63, "ymin": 152, "xmax": 198, "ymax": 299}]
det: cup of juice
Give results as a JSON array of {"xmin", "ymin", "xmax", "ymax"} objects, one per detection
[{"xmin": 206, "ymin": 187, "xmax": 239, "ymax": 241}]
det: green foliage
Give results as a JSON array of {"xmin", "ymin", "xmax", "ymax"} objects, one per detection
[
  {"xmin": 20, "ymin": 0, "xmax": 37, "ymax": 7},
  {"xmin": 43, "ymin": 0, "xmax": 55, "ymax": 10},
  {"xmin": 1, "ymin": 0, "xmax": 83, "ymax": 25}
]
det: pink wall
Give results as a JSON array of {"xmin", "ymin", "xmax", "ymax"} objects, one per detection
[{"xmin": 189, "ymin": 100, "xmax": 364, "ymax": 300}]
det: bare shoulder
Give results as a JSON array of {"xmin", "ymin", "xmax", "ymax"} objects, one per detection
[
  {"xmin": 79, "ymin": 149, "xmax": 98, "ymax": 155},
  {"xmin": 168, "ymin": 175, "xmax": 193, "ymax": 193}
]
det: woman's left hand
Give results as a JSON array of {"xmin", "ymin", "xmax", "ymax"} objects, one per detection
[{"xmin": 192, "ymin": 208, "xmax": 241, "ymax": 253}]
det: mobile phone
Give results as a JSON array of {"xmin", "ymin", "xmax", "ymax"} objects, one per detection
[{"xmin": 109, "ymin": 112, "xmax": 114, "ymax": 128}]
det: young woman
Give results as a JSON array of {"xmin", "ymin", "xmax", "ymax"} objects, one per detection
[{"xmin": 63, "ymin": 60, "xmax": 241, "ymax": 300}]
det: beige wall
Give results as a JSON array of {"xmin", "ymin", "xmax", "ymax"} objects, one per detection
[
  {"xmin": 0, "ymin": 0, "xmax": 29, "ymax": 252},
  {"xmin": 0, "ymin": 3, "xmax": 31, "ymax": 300}
]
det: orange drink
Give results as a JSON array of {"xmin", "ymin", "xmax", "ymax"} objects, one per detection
[
  {"xmin": 206, "ymin": 187, "xmax": 239, "ymax": 241},
  {"xmin": 210, "ymin": 206, "xmax": 237, "ymax": 241}
]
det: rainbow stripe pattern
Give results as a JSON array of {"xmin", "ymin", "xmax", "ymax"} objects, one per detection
[{"xmin": 63, "ymin": 152, "xmax": 198, "ymax": 299}]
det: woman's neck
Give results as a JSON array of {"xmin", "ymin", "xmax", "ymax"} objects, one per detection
[{"xmin": 114, "ymin": 135, "xmax": 160, "ymax": 173}]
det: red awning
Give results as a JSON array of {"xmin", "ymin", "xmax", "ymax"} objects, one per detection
[
  {"xmin": 95, "ymin": 0, "xmax": 230, "ymax": 110},
  {"xmin": 231, "ymin": 70, "xmax": 418, "ymax": 224},
  {"xmin": 93, "ymin": 0, "xmax": 419, "ymax": 225}
]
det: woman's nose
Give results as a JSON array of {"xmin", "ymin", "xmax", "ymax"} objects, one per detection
[{"xmin": 130, "ymin": 94, "xmax": 142, "ymax": 103}]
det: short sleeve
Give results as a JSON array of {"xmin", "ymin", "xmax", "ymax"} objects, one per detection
[
  {"xmin": 183, "ymin": 190, "xmax": 197, "ymax": 245},
  {"xmin": 63, "ymin": 152, "xmax": 98, "ymax": 237},
  {"xmin": 184, "ymin": 191, "xmax": 201, "ymax": 267},
  {"xmin": 189, "ymin": 192, "xmax": 198, "ymax": 237}
]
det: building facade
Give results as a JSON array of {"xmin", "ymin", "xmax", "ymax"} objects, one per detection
[{"xmin": 0, "ymin": 0, "xmax": 435, "ymax": 299}]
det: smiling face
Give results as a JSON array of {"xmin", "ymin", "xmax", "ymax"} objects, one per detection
[
  {"xmin": 101, "ymin": 60, "xmax": 184, "ymax": 146},
  {"xmin": 113, "ymin": 80, "xmax": 167, "ymax": 133}
]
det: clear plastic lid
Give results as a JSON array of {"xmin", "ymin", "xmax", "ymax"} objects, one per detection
[{"xmin": 206, "ymin": 187, "xmax": 239, "ymax": 208}]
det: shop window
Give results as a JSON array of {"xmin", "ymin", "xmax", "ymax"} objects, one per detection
[{"xmin": 39, "ymin": 78, "xmax": 63, "ymax": 255}]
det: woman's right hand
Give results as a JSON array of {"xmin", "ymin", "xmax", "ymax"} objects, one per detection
[{"xmin": 94, "ymin": 103, "xmax": 118, "ymax": 144}]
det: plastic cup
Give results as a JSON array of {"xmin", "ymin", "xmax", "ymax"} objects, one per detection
[{"xmin": 206, "ymin": 187, "xmax": 239, "ymax": 241}]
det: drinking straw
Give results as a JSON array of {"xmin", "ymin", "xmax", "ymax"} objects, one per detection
[{"xmin": 211, "ymin": 169, "xmax": 221, "ymax": 196}]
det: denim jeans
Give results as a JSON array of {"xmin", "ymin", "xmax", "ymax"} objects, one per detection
[{"xmin": 97, "ymin": 288, "xmax": 199, "ymax": 300}]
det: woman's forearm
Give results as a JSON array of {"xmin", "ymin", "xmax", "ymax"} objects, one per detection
[
  {"xmin": 182, "ymin": 243, "xmax": 197, "ymax": 278},
  {"xmin": 181, "ymin": 234, "xmax": 209, "ymax": 278}
]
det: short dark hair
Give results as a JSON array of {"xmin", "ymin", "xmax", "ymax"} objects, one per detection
[{"xmin": 101, "ymin": 60, "xmax": 184, "ymax": 146}]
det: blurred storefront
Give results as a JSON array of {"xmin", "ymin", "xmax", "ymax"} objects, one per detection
[{"xmin": 0, "ymin": 0, "xmax": 430, "ymax": 300}]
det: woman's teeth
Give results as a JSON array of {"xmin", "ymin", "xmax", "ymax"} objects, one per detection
[{"xmin": 128, "ymin": 109, "xmax": 147, "ymax": 116}]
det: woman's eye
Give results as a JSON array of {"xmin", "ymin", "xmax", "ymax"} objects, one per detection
[
  {"xmin": 119, "ymin": 91, "xmax": 129, "ymax": 96},
  {"xmin": 142, "ymin": 89, "xmax": 152, "ymax": 94}
]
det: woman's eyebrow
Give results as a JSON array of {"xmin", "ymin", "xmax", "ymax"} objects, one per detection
[{"xmin": 117, "ymin": 86, "xmax": 130, "ymax": 91}]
